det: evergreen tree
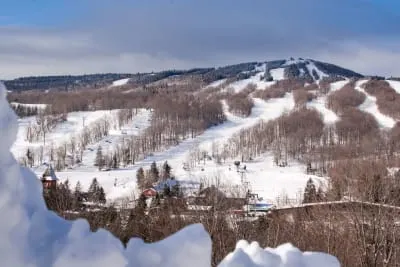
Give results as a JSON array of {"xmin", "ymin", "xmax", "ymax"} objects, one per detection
[
  {"xmin": 162, "ymin": 161, "xmax": 171, "ymax": 180},
  {"xmin": 150, "ymin": 161, "xmax": 159, "ymax": 183},
  {"xmin": 136, "ymin": 167, "xmax": 145, "ymax": 191},
  {"xmin": 303, "ymin": 178, "xmax": 317, "ymax": 203},
  {"xmin": 73, "ymin": 181, "xmax": 83, "ymax": 209},
  {"xmin": 98, "ymin": 187, "xmax": 106, "ymax": 204},
  {"xmin": 50, "ymin": 179, "xmax": 73, "ymax": 211},
  {"xmin": 171, "ymin": 183, "xmax": 182, "ymax": 197},
  {"xmin": 316, "ymin": 186, "xmax": 324, "ymax": 202},
  {"xmin": 112, "ymin": 153, "xmax": 118, "ymax": 169},
  {"xmin": 95, "ymin": 146, "xmax": 104, "ymax": 170},
  {"xmin": 88, "ymin": 178, "xmax": 100, "ymax": 202},
  {"xmin": 163, "ymin": 184, "xmax": 171, "ymax": 198},
  {"xmin": 154, "ymin": 193, "xmax": 161, "ymax": 206},
  {"xmin": 26, "ymin": 148, "xmax": 33, "ymax": 167}
]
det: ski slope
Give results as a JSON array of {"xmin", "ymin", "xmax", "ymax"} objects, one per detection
[
  {"xmin": 387, "ymin": 80, "xmax": 400, "ymax": 94},
  {"xmin": 307, "ymin": 98, "xmax": 338, "ymax": 124},
  {"xmin": 56, "ymin": 94, "xmax": 299, "ymax": 203},
  {"xmin": 306, "ymin": 80, "xmax": 348, "ymax": 124},
  {"xmin": 206, "ymin": 78, "xmax": 227, "ymax": 88},
  {"xmin": 11, "ymin": 110, "xmax": 117, "ymax": 160},
  {"xmin": 355, "ymin": 80, "xmax": 396, "ymax": 128},
  {"xmin": 269, "ymin": 68, "xmax": 285, "ymax": 80},
  {"xmin": 175, "ymin": 153, "xmax": 324, "ymax": 206},
  {"xmin": 306, "ymin": 61, "xmax": 328, "ymax": 82},
  {"xmin": 111, "ymin": 78, "xmax": 130, "ymax": 87},
  {"xmin": 226, "ymin": 64, "xmax": 276, "ymax": 93},
  {"xmin": 79, "ymin": 109, "xmax": 152, "ymax": 169},
  {"xmin": 329, "ymin": 79, "xmax": 349, "ymax": 92},
  {"xmin": 15, "ymin": 71, "xmax": 341, "ymax": 205}
]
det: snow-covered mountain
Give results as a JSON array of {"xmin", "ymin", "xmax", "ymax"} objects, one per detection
[
  {"xmin": 5, "ymin": 58, "xmax": 363, "ymax": 91},
  {"xmin": 264, "ymin": 58, "xmax": 363, "ymax": 81}
]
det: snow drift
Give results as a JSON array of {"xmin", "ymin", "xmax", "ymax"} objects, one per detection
[{"xmin": 0, "ymin": 82, "xmax": 340, "ymax": 267}]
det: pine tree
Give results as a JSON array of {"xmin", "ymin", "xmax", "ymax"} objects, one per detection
[
  {"xmin": 163, "ymin": 184, "xmax": 171, "ymax": 198},
  {"xmin": 26, "ymin": 148, "xmax": 34, "ymax": 167},
  {"xmin": 73, "ymin": 181, "xmax": 83, "ymax": 209},
  {"xmin": 98, "ymin": 187, "xmax": 106, "ymax": 204},
  {"xmin": 95, "ymin": 146, "xmax": 104, "ymax": 170},
  {"xmin": 303, "ymin": 178, "xmax": 317, "ymax": 203},
  {"xmin": 74, "ymin": 181, "xmax": 82, "ymax": 198},
  {"xmin": 88, "ymin": 178, "xmax": 100, "ymax": 202},
  {"xmin": 171, "ymin": 183, "xmax": 181, "ymax": 197},
  {"xmin": 112, "ymin": 153, "xmax": 118, "ymax": 169},
  {"xmin": 154, "ymin": 193, "xmax": 161, "ymax": 206},
  {"xmin": 162, "ymin": 161, "xmax": 171, "ymax": 180},
  {"xmin": 56, "ymin": 180, "xmax": 73, "ymax": 210},
  {"xmin": 316, "ymin": 186, "xmax": 324, "ymax": 202},
  {"xmin": 136, "ymin": 167, "xmax": 145, "ymax": 191},
  {"xmin": 150, "ymin": 161, "xmax": 159, "ymax": 183}
]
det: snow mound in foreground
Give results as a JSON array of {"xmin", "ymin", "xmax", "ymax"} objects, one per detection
[
  {"xmin": 220, "ymin": 241, "xmax": 340, "ymax": 267},
  {"xmin": 0, "ymin": 82, "xmax": 339, "ymax": 267}
]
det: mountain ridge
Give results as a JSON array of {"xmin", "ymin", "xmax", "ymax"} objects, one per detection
[{"xmin": 3, "ymin": 58, "xmax": 364, "ymax": 91}]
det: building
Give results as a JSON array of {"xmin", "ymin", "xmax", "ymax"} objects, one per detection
[
  {"xmin": 141, "ymin": 188, "xmax": 158, "ymax": 198},
  {"xmin": 40, "ymin": 165, "xmax": 58, "ymax": 191}
]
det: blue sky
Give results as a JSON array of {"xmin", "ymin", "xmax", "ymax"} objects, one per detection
[{"xmin": 1, "ymin": 0, "xmax": 400, "ymax": 78}]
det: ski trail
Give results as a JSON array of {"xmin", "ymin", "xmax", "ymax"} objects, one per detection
[{"xmin": 355, "ymin": 80, "xmax": 396, "ymax": 128}]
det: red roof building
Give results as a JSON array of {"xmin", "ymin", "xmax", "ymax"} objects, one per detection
[{"xmin": 142, "ymin": 188, "xmax": 157, "ymax": 198}]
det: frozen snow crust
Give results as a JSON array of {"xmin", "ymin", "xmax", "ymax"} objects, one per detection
[{"xmin": 0, "ymin": 82, "xmax": 339, "ymax": 267}]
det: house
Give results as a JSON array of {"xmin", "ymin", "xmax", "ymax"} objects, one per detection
[
  {"xmin": 187, "ymin": 185, "xmax": 247, "ymax": 210},
  {"xmin": 198, "ymin": 185, "xmax": 226, "ymax": 201},
  {"xmin": 40, "ymin": 165, "xmax": 58, "ymax": 191},
  {"xmin": 142, "ymin": 188, "xmax": 157, "ymax": 198},
  {"xmin": 153, "ymin": 178, "xmax": 179, "ymax": 193}
]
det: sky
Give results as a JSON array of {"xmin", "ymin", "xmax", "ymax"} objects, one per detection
[{"xmin": 1, "ymin": 0, "xmax": 400, "ymax": 79}]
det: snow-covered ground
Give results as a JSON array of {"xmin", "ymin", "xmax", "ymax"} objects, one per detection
[
  {"xmin": 10, "ymin": 102, "xmax": 48, "ymax": 109},
  {"xmin": 56, "ymin": 94, "xmax": 302, "ymax": 204},
  {"xmin": 306, "ymin": 80, "xmax": 348, "ymax": 125},
  {"xmin": 355, "ymin": 80, "xmax": 396, "ymax": 128},
  {"xmin": 11, "ymin": 110, "xmax": 117, "ymax": 160},
  {"xmin": 206, "ymin": 78, "xmax": 227, "ymax": 88},
  {"xmin": 305, "ymin": 61, "xmax": 328, "ymax": 82},
  {"xmin": 387, "ymin": 80, "xmax": 400, "ymax": 94},
  {"xmin": 111, "ymin": 78, "xmax": 130, "ymax": 87},
  {"xmin": 0, "ymin": 82, "xmax": 341, "ymax": 267},
  {"xmin": 79, "ymin": 109, "xmax": 152, "ymax": 169},
  {"xmin": 11, "ymin": 73, "xmax": 331, "ymax": 206},
  {"xmin": 176, "ymin": 153, "xmax": 325, "ymax": 205},
  {"xmin": 307, "ymin": 98, "xmax": 339, "ymax": 124},
  {"xmin": 226, "ymin": 64, "xmax": 276, "ymax": 93},
  {"xmin": 329, "ymin": 80, "xmax": 349, "ymax": 92},
  {"xmin": 269, "ymin": 68, "xmax": 285, "ymax": 80}
]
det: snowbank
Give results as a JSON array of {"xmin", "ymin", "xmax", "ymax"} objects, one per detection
[
  {"xmin": 0, "ymin": 82, "xmax": 339, "ymax": 267},
  {"xmin": 220, "ymin": 241, "xmax": 340, "ymax": 267}
]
